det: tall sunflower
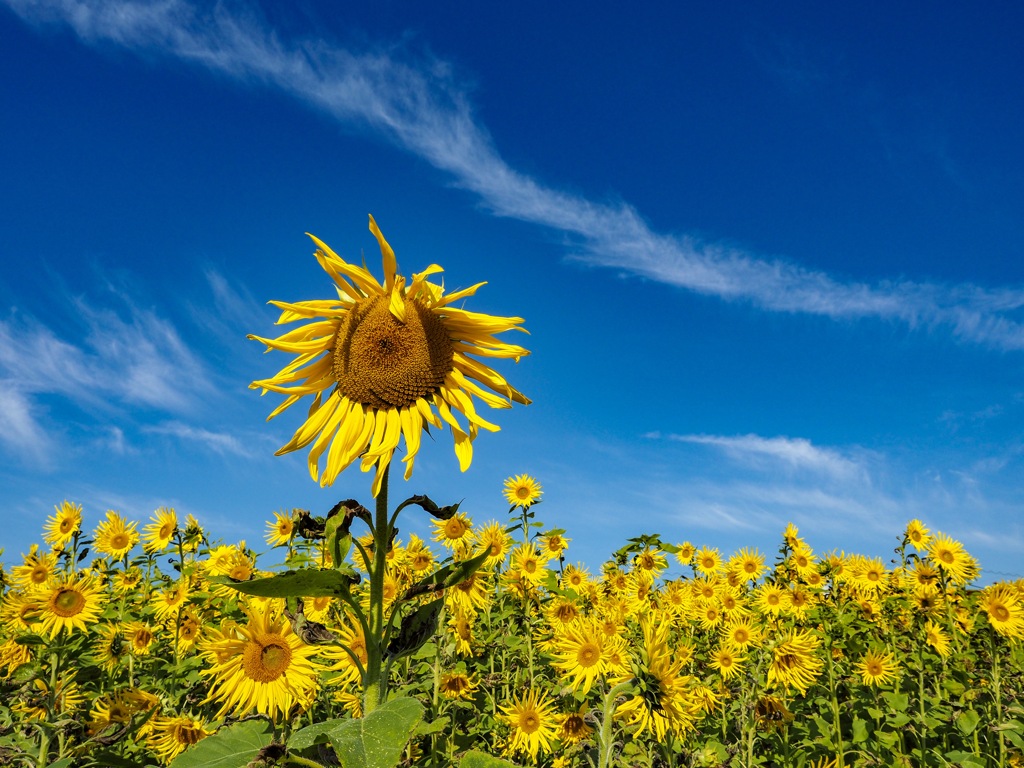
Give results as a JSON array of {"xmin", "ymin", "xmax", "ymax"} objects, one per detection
[
  {"xmin": 249, "ymin": 215, "xmax": 529, "ymax": 496},
  {"xmin": 499, "ymin": 687, "xmax": 558, "ymax": 761},
  {"xmin": 766, "ymin": 629, "xmax": 823, "ymax": 695},
  {"xmin": 44, "ymin": 500, "xmax": 82, "ymax": 548},
  {"xmin": 143, "ymin": 507, "xmax": 178, "ymax": 553},
  {"xmin": 37, "ymin": 573, "xmax": 105, "ymax": 637},
  {"xmin": 93, "ymin": 510, "xmax": 139, "ymax": 559}
]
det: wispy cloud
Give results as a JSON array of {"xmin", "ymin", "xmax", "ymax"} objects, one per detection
[
  {"xmin": 7, "ymin": 0, "xmax": 1024, "ymax": 349},
  {"xmin": 143, "ymin": 420, "xmax": 255, "ymax": 457},
  {"xmin": 647, "ymin": 431, "xmax": 865, "ymax": 481},
  {"xmin": 0, "ymin": 386, "xmax": 53, "ymax": 464}
]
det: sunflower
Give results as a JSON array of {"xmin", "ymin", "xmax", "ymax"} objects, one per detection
[
  {"xmin": 789, "ymin": 545, "xmax": 817, "ymax": 579},
  {"xmin": 728, "ymin": 547, "xmax": 766, "ymax": 583},
  {"xmin": 557, "ymin": 704, "xmax": 595, "ymax": 745},
  {"xmin": 445, "ymin": 570, "xmax": 492, "ymax": 615},
  {"xmin": 766, "ymin": 630, "xmax": 823, "ymax": 695},
  {"xmin": 405, "ymin": 534, "xmax": 436, "ymax": 573},
  {"xmin": 711, "ymin": 644, "xmax": 744, "ymax": 681},
  {"xmin": 904, "ymin": 519, "xmax": 931, "ymax": 551},
  {"xmin": 509, "ymin": 542, "xmax": 551, "ymax": 586},
  {"xmin": 675, "ymin": 541, "xmax": 696, "ymax": 566},
  {"xmin": 852, "ymin": 557, "xmax": 887, "ymax": 594},
  {"xmin": 0, "ymin": 638, "xmax": 33, "ymax": 677},
  {"xmin": 265, "ymin": 510, "xmax": 296, "ymax": 548},
  {"xmin": 723, "ymin": 618, "xmax": 760, "ymax": 652},
  {"xmin": 92, "ymin": 623, "xmax": 129, "ymax": 672},
  {"xmin": 503, "ymin": 474, "xmax": 543, "ymax": 508},
  {"xmin": 540, "ymin": 532, "xmax": 570, "ymax": 558},
  {"xmin": 694, "ymin": 547, "xmax": 723, "ymax": 576},
  {"xmin": 10, "ymin": 548, "xmax": 57, "ymax": 593},
  {"xmin": 924, "ymin": 619, "xmax": 951, "ymax": 658},
  {"xmin": 473, "ymin": 521, "xmax": 512, "ymax": 569},
  {"xmin": 125, "ymin": 621, "xmax": 158, "ymax": 656},
  {"xmin": 431, "ymin": 512, "xmax": 474, "ymax": 549},
  {"xmin": 857, "ymin": 650, "xmax": 900, "ymax": 687},
  {"xmin": 927, "ymin": 533, "xmax": 973, "ymax": 584},
  {"xmin": 447, "ymin": 608, "xmax": 477, "ymax": 657},
  {"xmin": 979, "ymin": 584, "xmax": 1024, "ymax": 640},
  {"xmin": 44, "ymin": 500, "xmax": 82, "ymax": 548},
  {"xmin": 754, "ymin": 584, "xmax": 789, "ymax": 616},
  {"xmin": 152, "ymin": 580, "xmax": 191, "ymax": 622},
  {"xmin": 37, "ymin": 573, "xmax": 104, "ymax": 637},
  {"xmin": 322, "ymin": 614, "xmax": 369, "ymax": 687},
  {"xmin": 93, "ymin": 510, "xmax": 139, "ymax": 559},
  {"xmin": 249, "ymin": 216, "xmax": 530, "ymax": 497},
  {"xmin": 202, "ymin": 604, "xmax": 323, "ymax": 721},
  {"xmin": 547, "ymin": 618, "xmax": 620, "ymax": 695},
  {"xmin": 499, "ymin": 687, "xmax": 558, "ymax": 761},
  {"xmin": 439, "ymin": 671, "xmax": 477, "ymax": 700},
  {"xmin": 143, "ymin": 507, "xmax": 179, "ymax": 553},
  {"xmin": 147, "ymin": 715, "xmax": 211, "ymax": 763}
]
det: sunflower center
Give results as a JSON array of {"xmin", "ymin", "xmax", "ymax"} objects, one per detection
[
  {"xmin": 577, "ymin": 643, "xmax": 600, "ymax": 667},
  {"xmin": 243, "ymin": 637, "xmax": 293, "ymax": 683},
  {"xmin": 520, "ymin": 711, "xmax": 540, "ymax": 733},
  {"xmin": 173, "ymin": 722, "xmax": 206, "ymax": 747},
  {"xmin": 52, "ymin": 588, "xmax": 85, "ymax": 617},
  {"xmin": 59, "ymin": 519, "xmax": 74, "ymax": 534},
  {"xmin": 111, "ymin": 533, "xmax": 130, "ymax": 550},
  {"xmin": 444, "ymin": 518, "xmax": 468, "ymax": 539},
  {"xmin": 734, "ymin": 628, "xmax": 749, "ymax": 644},
  {"xmin": 332, "ymin": 294, "xmax": 454, "ymax": 410},
  {"xmin": 939, "ymin": 550, "xmax": 955, "ymax": 564},
  {"xmin": 516, "ymin": 486, "xmax": 531, "ymax": 500},
  {"xmin": 159, "ymin": 522, "xmax": 174, "ymax": 539},
  {"xmin": 30, "ymin": 565, "xmax": 48, "ymax": 584},
  {"xmin": 992, "ymin": 604, "xmax": 1010, "ymax": 622}
]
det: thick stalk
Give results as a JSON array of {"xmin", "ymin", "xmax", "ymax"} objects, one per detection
[
  {"xmin": 991, "ymin": 632, "xmax": 1005, "ymax": 768},
  {"xmin": 825, "ymin": 635, "xmax": 844, "ymax": 768},
  {"xmin": 362, "ymin": 464, "xmax": 390, "ymax": 715},
  {"xmin": 597, "ymin": 681, "xmax": 634, "ymax": 768}
]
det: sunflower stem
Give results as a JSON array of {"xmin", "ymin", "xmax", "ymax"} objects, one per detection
[{"xmin": 363, "ymin": 463, "xmax": 391, "ymax": 715}]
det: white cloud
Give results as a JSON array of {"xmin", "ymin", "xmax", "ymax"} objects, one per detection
[
  {"xmin": 0, "ymin": 385, "xmax": 53, "ymax": 465},
  {"xmin": 649, "ymin": 432, "xmax": 865, "ymax": 481},
  {"xmin": 144, "ymin": 420, "xmax": 254, "ymax": 457},
  {"xmin": 7, "ymin": 0, "xmax": 1024, "ymax": 348}
]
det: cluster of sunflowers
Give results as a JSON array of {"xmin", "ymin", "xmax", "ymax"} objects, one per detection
[{"xmin": 1, "ymin": 489, "xmax": 1023, "ymax": 768}]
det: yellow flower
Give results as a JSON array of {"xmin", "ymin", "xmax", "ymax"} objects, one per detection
[
  {"xmin": 10, "ymin": 548, "xmax": 57, "ymax": 593},
  {"xmin": 728, "ymin": 547, "xmax": 766, "ymax": 583},
  {"xmin": 92, "ymin": 623, "xmax": 128, "ymax": 672},
  {"xmin": 431, "ymin": 512, "xmax": 474, "ymax": 549},
  {"xmin": 547, "ymin": 618, "xmax": 623, "ymax": 695},
  {"xmin": 265, "ymin": 510, "xmax": 296, "ymax": 548},
  {"xmin": 504, "ymin": 474, "xmax": 543, "ymax": 508},
  {"xmin": 694, "ymin": 547, "xmax": 723, "ymax": 576},
  {"xmin": 147, "ymin": 715, "xmax": 211, "ymax": 763},
  {"xmin": 928, "ymin": 533, "xmax": 974, "ymax": 584},
  {"xmin": 439, "ymin": 671, "xmax": 478, "ymax": 700},
  {"xmin": 905, "ymin": 519, "xmax": 931, "ymax": 551},
  {"xmin": 249, "ymin": 215, "xmax": 530, "ymax": 497},
  {"xmin": 500, "ymin": 688, "xmax": 558, "ymax": 761},
  {"xmin": 44, "ymin": 500, "xmax": 82, "ymax": 548},
  {"xmin": 93, "ymin": 510, "xmax": 140, "ymax": 559},
  {"xmin": 980, "ymin": 584, "xmax": 1024, "ymax": 640},
  {"xmin": 767, "ymin": 630, "xmax": 823, "ymax": 695},
  {"xmin": 675, "ymin": 541, "xmax": 696, "ymax": 566},
  {"xmin": 711, "ymin": 643, "xmax": 744, "ymax": 681},
  {"xmin": 857, "ymin": 650, "xmax": 900, "ymax": 687},
  {"xmin": 473, "ymin": 521, "xmax": 512, "ymax": 569},
  {"xmin": 924, "ymin": 620, "xmax": 951, "ymax": 658},
  {"xmin": 143, "ymin": 507, "xmax": 178, "ymax": 553},
  {"xmin": 201, "ymin": 604, "xmax": 323, "ymax": 721},
  {"xmin": 557, "ymin": 704, "xmax": 595, "ymax": 745},
  {"xmin": 723, "ymin": 618, "xmax": 761, "ymax": 651},
  {"xmin": 37, "ymin": 573, "xmax": 104, "ymax": 637},
  {"xmin": 540, "ymin": 532, "xmax": 570, "ymax": 558}
]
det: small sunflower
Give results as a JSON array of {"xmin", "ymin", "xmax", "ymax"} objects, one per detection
[
  {"xmin": 557, "ymin": 704, "xmax": 595, "ymax": 745},
  {"xmin": 439, "ymin": 671, "xmax": 477, "ymax": 700},
  {"xmin": 202, "ymin": 604, "xmax": 323, "ymax": 721},
  {"xmin": 44, "ymin": 500, "xmax": 82, "ymax": 549},
  {"xmin": 728, "ymin": 547, "xmax": 766, "ymax": 583},
  {"xmin": 980, "ymin": 584, "xmax": 1024, "ymax": 640},
  {"xmin": 905, "ymin": 519, "xmax": 931, "ymax": 551},
  {"xmin": 473, "ymin": 521, "xmax": 512, "ymax": 569},
  {"xmin": 93, "ymin": 510, "xmax": 139, "ymax": 559},
  {"xmin": 249, "ymin": 216, "xmax": 529, "ymax": 497},
  {"xmin": 431, "ymin": 512, "xmax": 474, "ymax": 549},
  {"xmin": 928, "ymin": 533, "xmax": 974, "ymax": 584},
  {"xmin": 92, "ymin": 623, "xmax": 129, "ymax": 672},
  {"xmin": 38, "ymin": 573, "xmax": 104, "ymax": 637},
  {"xmin": 499, "ymin": 687, "xmax": 558, "ymax": 761},
  {"xmin": 694, "ymin": 547, "xmax": 723, "ymax": 576},
  {"xmin": 674, "ymin": 541, "xmax": 696, "ymax": 566},
  {"xmin": 857, "ymin": 650, "xmax": 900, "ymax": 687},
  {"xmin": 265, "ymin": 510, "xmax": 296, "ymax": 548},
  {"xmin": 547, "ymin": 618, "xmax": 620, "ymax": 695},
  {"xmin": 924, "ymin": 619, "xmax": 951, "ymax": 658},
  {"xmin": 503, "ymin": 474, "xmax": 542, "ymax": 508},
  {"xmin": 147, "ymin": 715, "xmax": 211, "ymax": 763},
  {"xmin": 711, "ymin": 644, "xmax": 744, "ymax": 681},
  {"xmin": 10, "ymin": 548, "xmax": 57, "ymax": 593},
  {"xmin": 143, "ymin": 507, "xmax": 179, "ymax": 553}
]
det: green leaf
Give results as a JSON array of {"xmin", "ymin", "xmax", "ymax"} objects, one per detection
[
  {"xmin": 851, "ymin": 716, "xmax": 869, "ymax": 744},
  {"xmin": 329, "ymin": 696, "xmax": 424, "ymax": 768},
  {"xmin": 876, "ymin": 730, "xmax": 899, "ymax": 749},
  {"xmin": 324, "ymin": 513, "xmax": 353, "ymax": 571},
  {"xmin": 169, "ymin": 720, "xmax": 273, "ymax": 768},
  {"xmin": 386, "ymin": 599, "xmax": 443, "ymax": 662},
  {"xmin": 403, "ymin": 547, "xmax": 491, "ymax": 601},
  {"xmin": 288, "ymin": 718, "xmax": 349, "ymax": 751},
  {"xmin": 414, "ymin": 716, "xmax": 450, "ymax": 737},
  {"xmin": 44, "ymin": 758, "xmax": 75, "ymax": 768},
  {"xmin": 460, "ymin": 749, "xmax": 521, "ymax": 768},
  {"xmin": 209, "ymin": 567, "xmax": 359, "ymax": 598}
]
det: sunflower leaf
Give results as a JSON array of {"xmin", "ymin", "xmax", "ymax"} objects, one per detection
[
  {"xmin": 395, "ymin": 494, "xmax": 461, "ymax": 520},
  {"xmin": 327, "ymin": 696, "xmax": 424, "ymax": 768},
  {"xmin": 209, "ymin": 568, "xmax": 359, "ymax": 598},
  {"xmin": 459, "ymin": 750, "xmax": 521, "ymax": 768},
  {"xmin": 401, "ymin": 547, "xmax": 490, "ymax": 601},
  {"xmin": 385, "ymin": 598, "xmax": 443, "ymax": 662},
  {"xmin": 168, "ymin": 719, "xmax": 273, "ymax": 768}
]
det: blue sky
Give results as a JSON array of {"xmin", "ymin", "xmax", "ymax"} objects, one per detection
[{"xmin": 2, "ymin": 0, "xmax": 1023, "ymax": 582}]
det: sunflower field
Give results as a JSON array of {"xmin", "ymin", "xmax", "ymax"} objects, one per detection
[{"xmin": 2, "ymin": 219, "xmax": 1023, "ymax": 768}]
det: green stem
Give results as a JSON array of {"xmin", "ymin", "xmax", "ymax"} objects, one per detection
[
  {"xmin": 362, "ymin": 463, "xmax": 391, "ymax": 715},
  {"xmin": 597, "ymin": 681, "xmax": 633, "ymax": 768},
  {"xmin": 991, "ymin": 632, "xmax": 1006, "ymax": 768},
  {"xmin": 825, "ymin": 634, "xmax": 844, "ymax": 768},
  {"xmin": 918, "ymin": 639, "xmax": 927, "ymax": 768}
]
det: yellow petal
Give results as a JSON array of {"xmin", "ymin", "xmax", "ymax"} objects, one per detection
[{"xmin": 368, "ymin": 215, "xmax": 397, "ymax": 295}]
